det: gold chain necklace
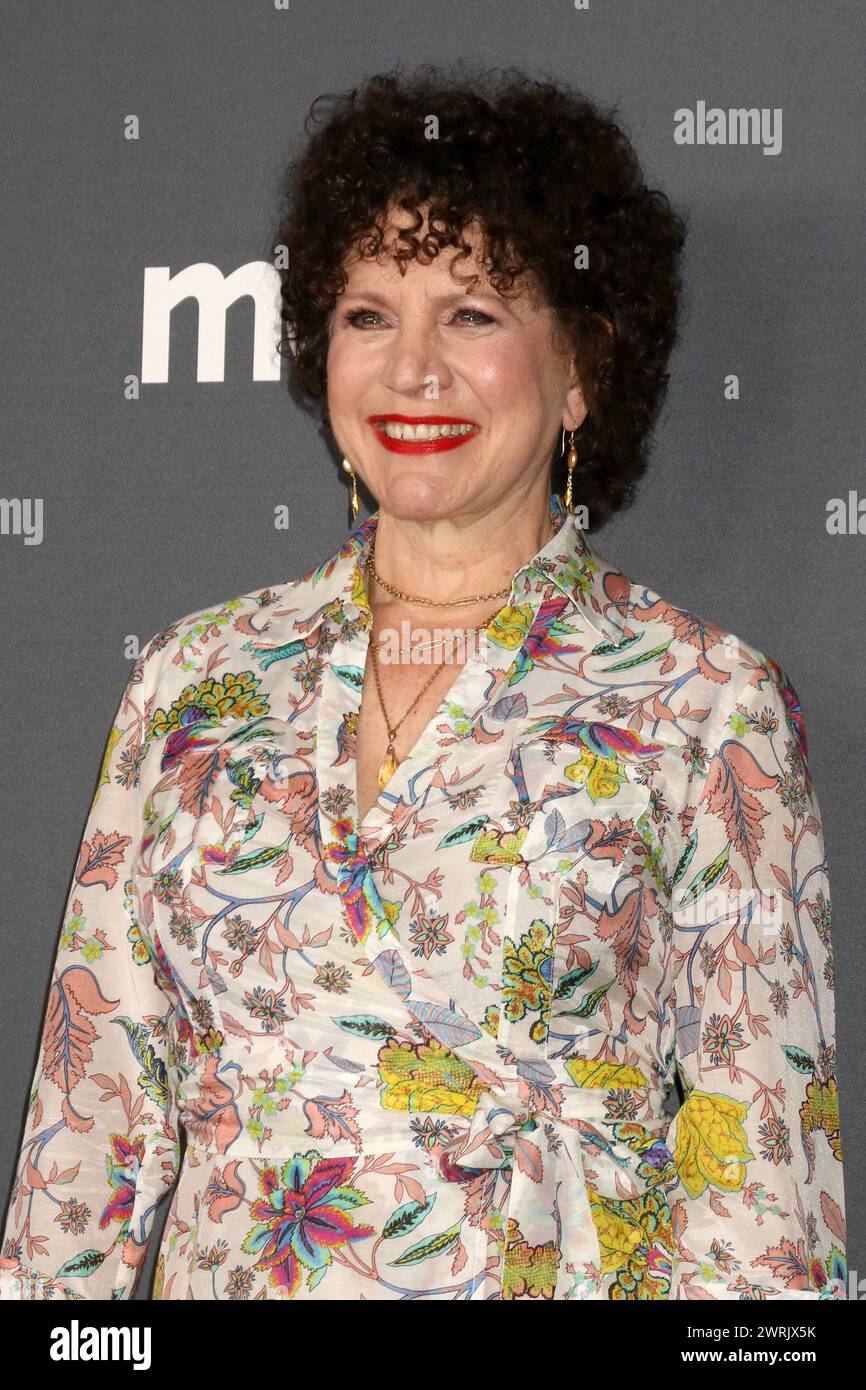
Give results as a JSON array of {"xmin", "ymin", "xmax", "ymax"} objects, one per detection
[
  {"xmin": 369, "ymin": 608, "xmax": 499, "ymax": 789},
  {"xmin": 366, "ymin": 542, "xmax": 511, "ymax": 609},
  {"xmin": 361, "ymin": 519, "xmax": 558, "ymax": 795}
]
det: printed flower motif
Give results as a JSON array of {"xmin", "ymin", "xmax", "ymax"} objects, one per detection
[
  {"xmin": 98, "ymin": 1134, "xmax": 146, "ymax": 1231},
  {"xmin": 481, "ymin": 1003, "xmax": 500, "ymax": 1037},
  {"xmin": 800, "ymin": 1074, "xmax": 842, "ymax": 1161},
  {"xmin": 225, "ymin": 1264, "xmax": 256, "ymax": 1299},
  {"xmin": 672, "ymin": 1090, "xmax": 754, "ymax": 1199},
  {"xmin": 198, "ymin": 840, "xmax": 243, "ymax": 869},
  {"xmin": 240, "ymin": 1151, "xmax": 374, "ymax": 1297},
  {"xmin": 244, "ymin": 985, "xmax": 289, "ymax": 1033},
  {"xmin": 196, "ymin": 1239, "xmax": 230, "ymax": 1272},
  {"xmin": 95, "ymin": 724, "xmax": 122, "ymax": 796},
  {"xmin": 486, "ymin": 603, "xmax": 534, "ymax": 650},
  {"xmin": 153, "ymin": 866, "xmax": 183, "ymax": 904},
  {"xmin": 147, "ymin": 671, "xmax": 269, "ymax": 740},
  {"xmin": 177, "ymin": 600, "xmax": 244, "ymax": 658},
  {"xmin": 809, "ymin": 1248, "xmax": 847, "ymax": 1298},
  {"xmin": 408, "ymin": 910, "xmax": 454, "ymax": 959},
  {"xmin": 758, "ymin": 1113, "xmax": 793, "ymax": 1166},
  {"xmin": 314, "ymin": 961, "xmax": 351, "ymax": 993},
  {"xmin": 588, "ymin": 1185, "xmax": 674, "ymax": 1298},
  {"xmin": 125, "ymin": 899, "xmax": 155, "ymax": 968},
  {"xmin": 808, "ymin": 889, "xmax": 832, "ymax": 950},
  {"xmin": 377, "ymin": 1036, "xmax": 484, "ymax": 1115},
  {"xmin": 502, "ymin": 919, "xmax": 554, "ymax": 1043},
  {"xmin": 502, "ymin": 1216, "xmax": 561, "ymax": 1299},
  {"xmin": 57, "ymin": 1198, "xmax": 91, "ymax": 1236},
  {"xmin": 326, "ymin": 820, "xmax": 400, "ymax": 944},
  {"xmin": 703, "ymin": 1012, "xmax": 747, "ymax": 1066},
  {"xmin": 563, "ymin": 748, "xmax": 627, "ymax": 802},
  {"xmin": 528, "ymin": 717, "xmax": 665, "ymax": 774},
  {"xmin": 224, "ymin": 913, "xmax": 258, "ymax": 954},
  {"xmin": 766, "ymin": 655, "xmax": 809, "ymax": 765},
  {"xmin": 564, "ymin": 1057, "xmax": 650, "ymax": 1089},
  {"xmin": 469, "ymin": 825, "xmax": 527, "ymax": 866},
  {"xmin": 143, "ymin": 930, "xmax": 223, "ymax": 1058}
]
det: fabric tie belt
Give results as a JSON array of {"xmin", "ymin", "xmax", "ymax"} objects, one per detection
[{"xmin": 432, "ymin": 1075, "xmax": 675, "ymax": 1298}]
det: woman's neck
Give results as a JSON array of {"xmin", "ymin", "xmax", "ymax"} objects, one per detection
[{"xmin": 369, "ymin": 487, "xmax": 557, "ymax": 609}]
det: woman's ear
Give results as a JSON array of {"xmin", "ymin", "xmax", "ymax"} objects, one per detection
[{"xmin": 562, "ymin": 381, "xmax": 588, "ymax": 432}]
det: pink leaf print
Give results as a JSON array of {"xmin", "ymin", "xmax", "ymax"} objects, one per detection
[
  {"xmin": 753, "ymin": 1236, "xmax": 811, "ymax": 1291},
  {"xmin": 42, "ymin": 966, "xmax": 120, "ymax": 1108},
  {"xmin": 302, "ymin": 1091, "xmax": 363, "ymax": 1150},
  {"xmin": 204, "ymin": 1159, "xmax": 246, "ymax": 1224},
  {"xmin": 703, "ymin": 740, "xmax": 778, "ymax": 872},
  {"xmin": 183, "ymin": 1054, "xmax": 242, "ymax": 1154},
  {"xmin": 74, "ymin": 828, "xmax": 132, "ymax": 890}
]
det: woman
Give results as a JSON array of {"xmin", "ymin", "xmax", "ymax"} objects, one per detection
[{"xmin": 2, "ymin": 66, "xmax": 846, "ymax": 1301}]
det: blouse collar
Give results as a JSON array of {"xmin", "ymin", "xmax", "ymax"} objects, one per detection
[{"xmin": 291, "ymin": 492, "xmax": 634, "ymax": 648}]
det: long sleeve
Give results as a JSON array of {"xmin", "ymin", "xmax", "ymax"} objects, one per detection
[
  {"xmin": 665, "ymin": 657, "xmax": 847, "ymax": 1300},
  {"xmin": 0, "ymin": 641, "xmax": 181, "ymax": 1300}
]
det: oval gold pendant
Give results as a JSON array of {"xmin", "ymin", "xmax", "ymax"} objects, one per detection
[{"xmin": 377, "ymin": 748, "xmax": 399, "ymax": 789}]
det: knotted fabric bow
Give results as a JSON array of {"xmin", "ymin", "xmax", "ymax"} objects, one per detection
[{"xmin": 436, "ymin": 1074, "xmax": 675, "ymax": 1299}]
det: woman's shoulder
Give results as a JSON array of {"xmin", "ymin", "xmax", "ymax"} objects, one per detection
[
  {"xmin": 132, "ymin": 562, "xmax": 337, "ymax": 709},
  {"xmin": 609, "ymin": 549, "xmax": 809, "ymax": 763},
  {"xmin": 133, "ymin": 529, "xmax": 370, "ymax": 701}
]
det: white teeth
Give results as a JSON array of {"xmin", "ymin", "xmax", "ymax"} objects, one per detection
[{"xmin": 377, "ymin": 421, "xmax": 477, "ymax": 441}]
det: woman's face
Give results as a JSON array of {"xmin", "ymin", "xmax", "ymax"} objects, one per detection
[{"xmin": 326, "ymin": 207, "xmax": 587, "ymax": 526}]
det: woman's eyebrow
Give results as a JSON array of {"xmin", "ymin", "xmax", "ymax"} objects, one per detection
[{"xmin": 338, "ymin": 287, "xmax": 502, "ymax": 306}]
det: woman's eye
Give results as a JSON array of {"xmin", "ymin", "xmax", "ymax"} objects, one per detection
[
  {"xmin": 452, "ymin": 309, "xmax": 495, "ymax": 326},
  {"xmin": 343, "ymin": 308, "xmax": 384, "ymax": 328},
  {"xmin": 341, "ymin": 307, "xmax": 496, "ymax": 329}
]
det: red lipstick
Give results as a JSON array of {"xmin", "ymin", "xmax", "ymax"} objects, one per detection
[{"xmin": 367, "ymin": 413, "xmax": 480, "ymax": 455}]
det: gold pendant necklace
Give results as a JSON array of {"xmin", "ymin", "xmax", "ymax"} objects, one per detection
[
  {"xmin": 364, "ymin": 518, "xmax": 560, "ymax": 787},
  {"xmin": 369, "ymin": 609, "xmax": 499, "ymax": 789}
]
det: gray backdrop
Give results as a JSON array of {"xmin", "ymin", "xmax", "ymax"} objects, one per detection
[{"xmin": 1, "ymin": 0, "xmax": 862, "ymax": 1300}]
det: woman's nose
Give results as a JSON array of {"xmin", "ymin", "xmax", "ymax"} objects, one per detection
[{"xmin": 379, "ymin": 322, "xmax": 450, "ymax": 397}]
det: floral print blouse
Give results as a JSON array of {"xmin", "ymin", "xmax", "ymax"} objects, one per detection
[{"xmin": 1, "ymin": 496, "xmax": 847, "ymax": 1301}]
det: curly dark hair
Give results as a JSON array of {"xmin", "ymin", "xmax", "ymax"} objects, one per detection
[{"xmin": 270, "ymin": 62, "xmax": 688, "ymax": 529}]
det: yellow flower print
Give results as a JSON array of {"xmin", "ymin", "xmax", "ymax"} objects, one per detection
[
  {"xmin": 502, "ymin": 1216, "xmax": 561, "ymax": 1299},
  {"xmin": 350, "ymin": 563, "xmax": 371, "ymax": 617},
  {"xmin": 481, "ymin": 1004, "xmax": 500, "ymax": 1038},
  {"xmin": 486, "ymin": 604, "xmax": 534, "ymax": 650},
  {"xmin": 672, "ymin": 1089, "xmax": 754, "ymax": 1199},
  {"xmin": 469, "ymin": 826, "xmax": 527, "ymax": 867},
  {"xmin": 801, "ymin": 1075, "xmax": 842, "ymax": 1162},
  {"xmin": 502, "ymin": 919, "xmax": 553, "ymax": 1043},
  {"xmin": 563, "ymin": 748, "xmax": 627, "ymax": 802},
  {"xmin": 564, "ymin": 1058, "xmax": 650, "ymax": 1089},
  {"xmin": 148, "ymin": 671, "xmax": 269, "ymax": 739},
  {"xmin": 377, "ymin": 1037, "xmax": 484, "ymax": 1116},
  {"xmin": 588, "ymin": 1195, "xmax": 646, "ymax": 1275},
  {"xmin": 587, "ymin": 1186, "xmax": 674, "ymax": 1298}
]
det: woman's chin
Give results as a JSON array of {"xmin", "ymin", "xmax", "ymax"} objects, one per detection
[{"xmin": 372, "ymin": 471, "xmax": 465, "ymax": 521}]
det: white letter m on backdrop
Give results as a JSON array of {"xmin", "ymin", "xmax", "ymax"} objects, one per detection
[{"xmin": 141, "ymin": 261, "xmax": 282, "ymax": 382}]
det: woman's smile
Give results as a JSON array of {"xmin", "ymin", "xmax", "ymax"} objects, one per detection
[{"xmin": 368, "ymin": 413, "xmax": 481, "ymax": 454}]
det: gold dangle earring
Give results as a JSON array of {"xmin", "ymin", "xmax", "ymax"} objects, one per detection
[
  {"xmin": 342, "ymin": 458, "xmax": 360, "ymax": 526},
  {"xmin": 562, "ymin": 428, "xmax": 578, "ymax": 512}
]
